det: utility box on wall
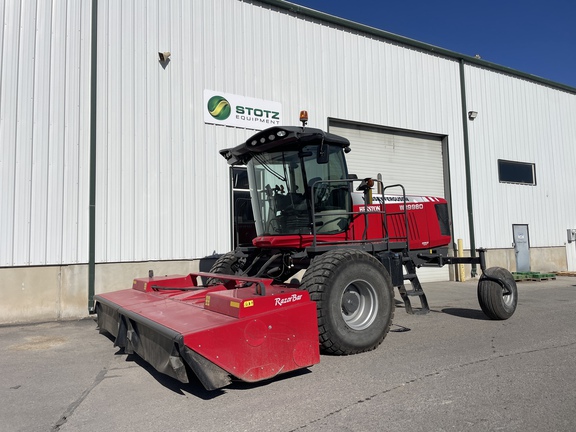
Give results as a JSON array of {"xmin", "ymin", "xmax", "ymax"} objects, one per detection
[{"xmin": 568, "ymin": 229, "xmax": 576, "ymax": 243}]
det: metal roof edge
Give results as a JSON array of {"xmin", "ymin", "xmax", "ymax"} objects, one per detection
[{"xmin": 255, "ymin": 0, "xmax": 576, "ymax": 95}]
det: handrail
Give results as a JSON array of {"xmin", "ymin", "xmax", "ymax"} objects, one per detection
[
  {"xmin": 382, "ymin": 184, "xmax": 409, "ymax": 249},
  {"xmin": 309, "ymin": 178, "xmax": 410, "ymax": 249}
]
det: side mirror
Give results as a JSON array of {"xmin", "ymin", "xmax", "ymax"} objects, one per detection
[{"xmin": 317, "ymin": 145, "xmax": 329, "ymax": 164}]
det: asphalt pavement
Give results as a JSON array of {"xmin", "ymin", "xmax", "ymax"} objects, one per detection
[{"xmin": 1, "ymin": 276, "xmax": 575, "ymax": 432}]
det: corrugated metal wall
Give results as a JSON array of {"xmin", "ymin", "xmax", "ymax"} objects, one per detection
[
  {"xmin": 2, "ymin": 0, "xmax": 575, "ymax": 268},
  {"xmin": 94, "ymin": 0, "xmax": 247, "ymax": 263},
  {"xmin": 93, "ymin": 0, "xmax": 466, "ymax": 263},
  {"xmin": 0, "ymin": 0, "xmax": 91, "ymax": 266},
  {"xmin": 465, "ymin": 65, "xmax": 576, "ymax": 248}
]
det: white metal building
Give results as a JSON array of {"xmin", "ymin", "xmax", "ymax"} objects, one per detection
[{"xmin": 1, "ymin": 0, "xmax": 575, "ymax": 323}]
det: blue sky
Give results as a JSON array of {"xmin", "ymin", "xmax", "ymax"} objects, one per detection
[{"xmin": 290, "ymin": 0, "xmax": 576, "ymax": 89}]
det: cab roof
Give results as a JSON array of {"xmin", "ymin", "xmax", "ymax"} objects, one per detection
[{"xmin": 220, "ymin": 126, "xmax": 350, "ymax": 166}]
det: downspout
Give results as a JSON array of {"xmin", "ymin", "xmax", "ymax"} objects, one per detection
[
  {"xmin": 88, "ymin": 0, "xmax": 98, "ymax": 312},
  {"xmin": 459, "ymin": 59, "xmax": 477, "ymax": 277}
]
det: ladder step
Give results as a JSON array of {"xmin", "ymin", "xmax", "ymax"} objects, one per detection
[
  {"xmin": 397, "ymin": 284, "xmax": 430, "ymax": 315},
  {"xmin": 398, "ymin": 253, "xmax": 430, "ymax": 315},
  {"xmin": 404, "ymin": 289, "xmax": 426, "ymax": 297}
]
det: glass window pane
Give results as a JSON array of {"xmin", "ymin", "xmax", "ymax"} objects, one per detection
[
  {"xmin": 498, "ymin": 160, "xmax": 536, "ymax": 185},
  {"xmin": 232, "ymin": 167, "xmax": 250, "ymax": 190}
]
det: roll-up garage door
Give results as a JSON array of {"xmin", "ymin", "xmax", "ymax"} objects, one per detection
[{"xmin": 330, "ymin": 121, "xmax": 449, "ymax": 282}]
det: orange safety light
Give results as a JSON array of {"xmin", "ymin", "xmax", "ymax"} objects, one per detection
[{"xmin": 299, "ymin": 110, "xmax": 309, "ymax": 126}]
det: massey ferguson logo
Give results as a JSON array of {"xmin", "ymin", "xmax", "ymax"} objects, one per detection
[
  {"xmin": 275, "ymin": 293, "xmax": 303, "ymax": 306},
  {"xmin": 207, "ymin": 95, "xmax": 231, "ymax": 120}
]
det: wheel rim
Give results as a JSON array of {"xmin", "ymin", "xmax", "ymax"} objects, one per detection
[
  {"xmin": 340, "ymin": 279, "xmax": 379, "ymax": 330},
  {"xmin": 502, "ymin": 285, "xmax": 515, "ymax": 307}
]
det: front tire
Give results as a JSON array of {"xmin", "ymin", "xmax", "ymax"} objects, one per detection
[
  {"xmin": 300, "ymin": 249, "xmax": 395, "ymax": 355},
  {"xmin": 477, "ymin": 267, "xmax": 518, "ymax": 320},
  {"xmin": 206, "ymin": 252, "xmax": 245, "ymax": 285}
]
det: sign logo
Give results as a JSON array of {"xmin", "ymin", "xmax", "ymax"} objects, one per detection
[
  {"xmin": 204, "ymin": 90, "xmax": 282, "ymax": 130},
  {"xmin": 274, "ymin": 293, "xmax": 303, "ymax": 306},
  {"xmin": 207, "ymin": 95, "xmax": 231, "ymax": 120}
]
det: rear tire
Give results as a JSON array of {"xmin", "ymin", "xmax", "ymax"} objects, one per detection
[
  {"xmin": 300, "ymin": 249, "xmax": 394, "ymax": 355},
  {"xmin": 477, "ymin": 267, "xmax": 518, "ymax": 320}
]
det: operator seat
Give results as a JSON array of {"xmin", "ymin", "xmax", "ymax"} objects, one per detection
[{"xmin": 310, "ymin": 178, "xmax": 351, "ymax": 234}]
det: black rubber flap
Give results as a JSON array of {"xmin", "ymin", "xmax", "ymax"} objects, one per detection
[
  {"xmin": 179, "ymin": 344, "xmax": 232, "ymax": 391},
  {"xmin": 95, "ymin": 297, "xmax": 232, "ymax": 390}
]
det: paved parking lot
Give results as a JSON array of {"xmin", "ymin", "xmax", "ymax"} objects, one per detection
[{"xmin": 2, "ymin": 277, "xmax": 575, "ymax": 432}]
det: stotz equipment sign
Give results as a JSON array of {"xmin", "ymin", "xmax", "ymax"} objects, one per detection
[{"xmin": 204, "ymin": 90, "xmax": 282, "ymax": 130}]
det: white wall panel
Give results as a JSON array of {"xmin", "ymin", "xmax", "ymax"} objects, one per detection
[
  {"xmin": 95, "ymin": 0, "xmax": 244, "ymax": 262},
  {"xmin": 465, "ymin": 64, "xmax": 576, "ymax": 249},
  {"xmin": 14, "ymin": 0, "xmax": 36, "ymax": 265},
  {"xmin": 0, "ymin": 0, "xmax": 91, "ymax": 266},
  {"xmin": 63, "ymin": 1, "xmax": 90, "ymax": 265},
  {"xmin": 1, "ymin": 1, "xmax": 22, "ymax": 265},
  {"xmin": 2, "ymin": 0, "xmax": 575, "ymax": 268},
  {"xmin": 0, "ymin": 0, "xmax": 15, "ymax": 265}
]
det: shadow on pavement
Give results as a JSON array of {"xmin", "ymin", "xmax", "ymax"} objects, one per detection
[
  {"xmin": 441, "ymin": 307, "xmax": 488, "ymax": 320},
  {"xmin": 126, "ymin": 352, "xmax": 313, "ymax": 399}
]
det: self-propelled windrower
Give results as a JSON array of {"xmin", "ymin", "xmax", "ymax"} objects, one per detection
[{"xmin": 95, "ymin": 114, "xmax": 517, "ymax": 391}]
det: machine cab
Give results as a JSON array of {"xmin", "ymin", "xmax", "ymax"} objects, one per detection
[
  {"xmin": 220, "ymin": 127, "xmax": 352, "ymax": 246},
  {"xmin": 247, "ymin": 144, "xmax": 351, "ymax": 237}
]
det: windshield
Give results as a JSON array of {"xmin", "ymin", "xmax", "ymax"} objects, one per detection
[{"xmin": 247, "ymin": 145, "xmax": 349, "ymax": 236}]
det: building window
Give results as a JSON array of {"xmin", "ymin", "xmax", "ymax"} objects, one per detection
[{"xmin": 497, "ymin": 159, "xmax": 536, "ymax": 185}]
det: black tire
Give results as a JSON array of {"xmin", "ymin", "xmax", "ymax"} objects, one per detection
[
  {"xmin": 300, "ymin": 249, "xmax": 395, "ymax": 355},
  {"xmin": 477, "ymin": 267, "xmax": 518, "ymax": 320},
  {"xmin": 206, "ymin": 252, "xmax": 245, "ymax": 285}
]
